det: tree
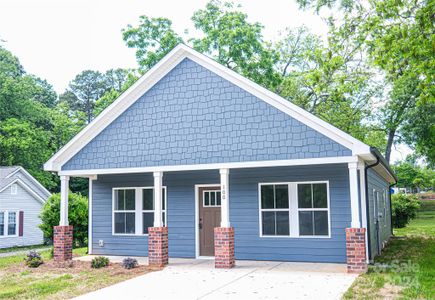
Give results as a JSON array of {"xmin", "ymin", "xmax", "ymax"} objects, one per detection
[
  {"xmin": 60, "ymin": 68, "xmax": 131, "ymax": 123},
  {"xmin": 296, "ymin": 0, "xmax": 434, "ymax": 164},
  {"xmin": 122, "ymin": 16, "xmax": 183, "ymax": 72},
  {"xmin": 190, "ymin": 0, "xmax": 280, "ymax": 89},
  {"xmin": 274, "ymin": 25, "xmax": 378, "ymax": 142},
  {"xmin": 39, "ymin": 192, "xmax": 88, "ymax": 246},
  {"xmin": 0, "ymin": 118, "xmax": 56, "ymax": 189},
  {"xmin": 64, "ymin": 70, "xmax": 109, "ymax": 123}
]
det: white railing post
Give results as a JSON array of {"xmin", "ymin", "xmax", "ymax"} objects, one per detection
[
  {"xmin": 59, "ymin": 175, "xmax": 69, "ymax": 226},
  {"xmin": 220, "ymin": 168, "xmax": 230, "ymax": 228},
  {"xmin": 153, "ymin": 171, "xmax": 163, "ymax": 227}
]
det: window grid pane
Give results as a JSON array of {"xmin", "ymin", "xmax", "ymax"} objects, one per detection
[
  {"xmin": 260, "ymin": 184, "xmax": 290, "ymax": 236},
  {"xmin": 294, "ymin": 183, "xmax": 330, "ymax": 237}
]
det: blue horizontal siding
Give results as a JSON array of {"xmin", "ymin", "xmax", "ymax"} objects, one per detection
[{"xmin": 92, "ymin": 164, "xmax": 351, "ymax": 263}]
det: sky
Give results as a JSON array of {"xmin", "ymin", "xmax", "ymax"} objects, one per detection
[{"xmin": 0, "ymin": 0, "xmax": 411, "ymax": 162}]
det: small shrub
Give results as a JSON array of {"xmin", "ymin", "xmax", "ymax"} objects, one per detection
[
  {"xmin": 392, "ymin": 193, "xmax": 420, "ymax": 228},
  {"xmin": 122, "ymin": 257, "xmax": 138, "ymax": 269},
  {"xmin": 91, "ymin": 256, "xmax": 109, "ymax": 269},
  {"xmin": 25, "ymin": 250, "xmax": 43, "ymax": 268}
]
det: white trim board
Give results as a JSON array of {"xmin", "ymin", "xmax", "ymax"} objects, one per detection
[
  {"xmin": 58, "ymin": 156, "xmax": 358, "ymax": 176},
  {"xmin": 44, "ymin": 44, "xmax": 371, "ymax": 172}
]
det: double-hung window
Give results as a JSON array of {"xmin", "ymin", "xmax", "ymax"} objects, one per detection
[
  {"xmin": 0, "ymin": 211, "xmax": 18, "ymax": 237},
  {"xmin": 259, "ymin": 181, "xmax": 330, "ymax": 238},
  {"xmin": 114, "ymin": 189, "xmax": 136, "ymax": 234},
  {"xmin": 297, "ymin": 183, "xmax": 329, "ymax": 236},
  {"xmin": 142, "ymin": 188, "xmax": 167, "ymax": 234},
  {"xmin": 260, "ymin": 185, "xmax": 290, "ymax": 236},
  {"xmin": 0, "ymin": 212, "xmax": 4, "ymax": 236},
  {"xmin": 113, "ymin": 187, "xmax": 167, "ymax": 235}
]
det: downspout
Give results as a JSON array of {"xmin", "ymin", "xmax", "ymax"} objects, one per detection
[
  {"xmin": 389, "ymin": 181, "xmax": 397, "ymax": 236},
  {"xmin": 364, "ymin": 156, "xmax": 380, "ymax": 262}
]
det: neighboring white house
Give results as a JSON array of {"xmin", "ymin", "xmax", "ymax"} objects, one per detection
[{"xmin": 0, "ymin": 166, "xmax": 51, "ymax": 248}]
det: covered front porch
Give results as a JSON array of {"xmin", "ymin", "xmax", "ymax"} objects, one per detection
[{"xmin": 53, "ymin": 162, "xmax": 368, "ymax": 272}]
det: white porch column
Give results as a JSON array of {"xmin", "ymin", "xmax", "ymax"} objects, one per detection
[
  {"xmin": 348, "ymin": 162, "xmax": 361, "ymax": 228},
  {"xmin": 59, "ymin": 175, "xmax": 69, "ymax": 226},
  {"xmin": 220, "ymin": 168, "xmax": 230, "ymax": 228},
  {"xmin": 153, "ymin": 171, "xmax": 163, "ymax": 227}
]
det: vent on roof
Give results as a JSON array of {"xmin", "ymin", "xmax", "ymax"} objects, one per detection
[{"xmin": 11, "ymin": 184, "xmax": 17, "ymax": 195}]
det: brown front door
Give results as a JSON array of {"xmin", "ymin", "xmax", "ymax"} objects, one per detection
[{"xmin": 199, "ymin": 186, "xmax": 221, "ymax": 256}]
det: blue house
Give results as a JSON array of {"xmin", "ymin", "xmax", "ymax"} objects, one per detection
[{"xmin": 44, "ymin": 45, "xmax": 396, "ymax": 272}]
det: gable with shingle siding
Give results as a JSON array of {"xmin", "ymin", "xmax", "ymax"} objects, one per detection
[{"xmin": 62, "ymin": 58, "xmax": 351, "ymax": 171}]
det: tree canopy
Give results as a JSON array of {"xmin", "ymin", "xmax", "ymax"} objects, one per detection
[{"xmin": 0, "ymin": 0, "xmax": 433, "ymax": 194}]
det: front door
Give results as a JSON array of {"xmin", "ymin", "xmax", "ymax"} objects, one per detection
[{"xmin": 199, "ymin": 186, "xmax": 221, "ymax": 256}]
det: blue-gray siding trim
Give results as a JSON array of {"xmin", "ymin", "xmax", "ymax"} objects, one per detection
[
  {"xmin": 92, "ymin": 164, "xmax": 351, "ymax": 263},
  {"xmin": 63, "ymin": 58, "xmax": 351, "ymax": 171},
  {"xmin": 367, "ymin": 168, "xmax": 391, "ymax": 260}
]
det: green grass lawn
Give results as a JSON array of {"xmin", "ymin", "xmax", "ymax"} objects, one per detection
[
  {"xmin": 344, "ymin": 200, "xmax": 435, "ymax": 299},
  {"xmin": 0, "ymin": 247, "xmax": 150, "ymax": 299}
]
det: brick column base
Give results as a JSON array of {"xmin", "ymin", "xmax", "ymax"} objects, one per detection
[
  {"xmin": 148, "ymin": 227, "xmax": 168, "ymax": 268},
  {"xmin": 214, "ymin": 227, "xmax": 235, "ymax": 269},
  {"xmin": 53, "ymin": 225, "xmax": 73, "ymax": 262},
  {"xmin": 346, "ymin": 228, "xmax": 368, "ymax": 273}
]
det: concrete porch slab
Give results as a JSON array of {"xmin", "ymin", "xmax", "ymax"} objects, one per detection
[{"xmin": 74, "ymin": 257, "xmax": 356, "ymax": 300}]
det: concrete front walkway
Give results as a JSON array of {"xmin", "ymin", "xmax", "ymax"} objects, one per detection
[{"xmin": 74, "ymin": 258, "xmax": 357, "ymax": 300}]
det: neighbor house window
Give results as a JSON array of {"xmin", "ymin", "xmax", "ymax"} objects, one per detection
[
  {"xmin": 8, "ymin": 212, "xmax": 16, "ymax": 235},
  {"xmin": 0, "ymin": 211, "xmax": 18, "ymax": 237},
  {"xmin": 142, "ymin": 187, "xmax": 167, "ymax": 234},
  {"xmin": 113, "ymin": 189, "xmax": 136, "ymax": 234},
  {"xmin": 112, "ymin": 187, "xmax": 167, "ymax": 235},
  {"xmin": 259, "ymin": 182, "xmax": 330, "ymax": 238},
  {"xmin": 0, "ymin": 212, "xmax": 4, "ymax": 236},
  {"xmin": 297, "ymin": 183, "xmax": 329, "ymax": 236}
]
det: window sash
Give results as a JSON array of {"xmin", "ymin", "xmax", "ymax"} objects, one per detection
[
  {"xmin": 142, "ymin": 187, "xmax": 167, "ymax": 234},
  {"xmin": 259, "ymin": 182, "xmax": 330, "ymax": 238},
  {"xmin": 0, "ymin": 212, "xmax": 4, "ymax": 236},
  {"xmin": 0, "ymin": 211, "xmax": 18, "ymax": 237},
  {"xmin": 112, "ymin": 187, "xmax": 167, "ymax": 236}
]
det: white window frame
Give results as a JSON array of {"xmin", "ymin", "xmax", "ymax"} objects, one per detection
[
  {"xmin": 202, "ymin": 190, "xmax": 221, "ymax": 207},
  {"xmin": 11, "ymin": 183, "xmax": 17, "ymax": 195},
  {"xmin": 258, "ymin": 181, "xmax": 331, "ymax": 239},
  {"xmin": 112, "ymin": 186, "xmax": 167, "ymax": 236},
  {"xmin": 0, "ymin": 210, "xmax": 19, "ymax": 238}
]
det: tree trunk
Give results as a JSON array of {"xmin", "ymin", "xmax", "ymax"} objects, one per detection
[{"xmin": 385, "ymin": 129, "xmax": 396, "ymax": 164}]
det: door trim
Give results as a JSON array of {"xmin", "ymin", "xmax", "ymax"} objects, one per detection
[{"xmin": 195, "ymin": 184, "xmax": 220, "ymax": 259}]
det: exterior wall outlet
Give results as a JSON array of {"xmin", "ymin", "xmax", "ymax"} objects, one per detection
[{"xmin": 99, "ymin": 240, "xmax": 104, "ymax": 247}]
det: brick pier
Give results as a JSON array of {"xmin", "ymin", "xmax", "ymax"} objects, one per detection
[
  {"xmin": 214, "ymin": 227, "xmax": 235, "ymax": 269},
  {"xmin": 346, "ymin": 228, "xmax": 368, "ymax": 273},
  {"xmin": 148, "ymin": 227, "xmax": 168, "ymax": 268},
  {"xmin": 53, "ymin": 225, "xmax": 73, "ymax": 262}
]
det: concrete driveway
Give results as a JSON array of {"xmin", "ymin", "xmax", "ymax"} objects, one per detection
[{"xmin": 75, "ymin": 258, "xmax": 357, "ymax": 300}]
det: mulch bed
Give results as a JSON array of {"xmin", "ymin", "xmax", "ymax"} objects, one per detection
[{"xmin": 5, "ymin": 259, "xmax": 156, "ymax": 276}]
